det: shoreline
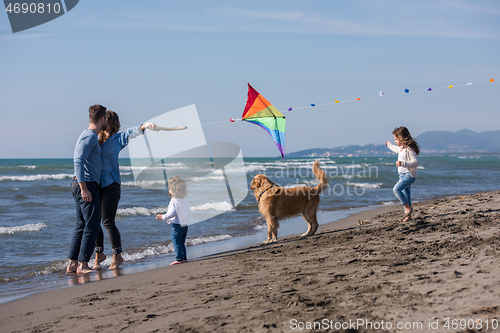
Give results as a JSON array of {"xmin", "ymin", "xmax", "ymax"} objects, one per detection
[
  {"xmin": 2, "ymin": 191, "xmax": 499, "ymax": 332},
  {"xmin": 0, "ymin": 204, "xmax": 395, "ymax": 305}
]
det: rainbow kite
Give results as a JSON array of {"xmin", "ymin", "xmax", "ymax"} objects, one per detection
[{"xmin": 242, "ymin": 83, "xmax": 286, "ymax": 158}]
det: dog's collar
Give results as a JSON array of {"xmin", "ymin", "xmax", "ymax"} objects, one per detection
[{"xmin": 258, "ymin": 185, "xmax": 275, "ymax": 202}]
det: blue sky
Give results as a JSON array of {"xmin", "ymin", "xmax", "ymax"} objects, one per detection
[{"xmin": 1, "ymin": 0, "xmax": 499, "ymax": 158}]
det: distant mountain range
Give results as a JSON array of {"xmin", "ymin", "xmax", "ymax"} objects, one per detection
[{"xmin": 286, "ymin": 129, "xmax": 500, "ymax": 157}]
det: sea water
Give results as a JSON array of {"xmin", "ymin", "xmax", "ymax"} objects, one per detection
[{"xmin": 1, "ymin": 156, "xmax": 499, "ymax": 302}]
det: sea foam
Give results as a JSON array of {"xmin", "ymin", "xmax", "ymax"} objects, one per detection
[
  {"xmin": 117, "ymin": 206, "xmax": 167, "ymax": 216},
  {"xmin": 190, "ymin": 202, "xmax": 234, "ymax": 211},
  {"xmin": 345, "ymin": 182, "xmax": 382, "ymax": 189},
  {"xmin": 0, "ymin": 223, "xmax": 47, "ymax": 234},
  {"xmin": 106, "ymin": 234, "xmax": 232, "ymax": 263},
  {"xmin": 0, "ymin": 174, "xmax": 73, "ymax": 182},
  {"xmin": 117, "ymin": 201, "xmax": 234, "ymax": 217}
]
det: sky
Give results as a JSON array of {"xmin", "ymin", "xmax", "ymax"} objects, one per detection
[{"xmin": 1, "ymin": 0, "xmax": 499, "ymax": 158}]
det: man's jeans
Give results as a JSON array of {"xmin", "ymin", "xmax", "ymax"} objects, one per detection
[
  {"xmin": 69, "ymin": 179, "xmax": 101, "ymax": 262},
  {"xmin": 393, "ymin": 173, "xmax": 416, "ymax": 206},
  {"xmin": 171, "ymin": 223, "xmax": 188, "ymax": 261}
]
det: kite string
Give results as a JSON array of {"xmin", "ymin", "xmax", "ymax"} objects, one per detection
[{"xmin": 194, "ymin": 78, "xmax": 494, "ymax": 127}]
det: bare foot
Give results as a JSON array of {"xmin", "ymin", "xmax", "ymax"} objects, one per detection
[
  {"xmin": 109, "ymin": 254, "xmax": 124, "ymax": 269},
  {"xmin": 93, "ymin": 252, "xmax": 106, "ymax": 269},
  {"xmin": 403, "ymin": 205, "xmax": 413, "ymax": 222},
  {"xmin": 66, "ymin": 259, "xmax": 78, "ymax": 273},
  {"xmin": 403, "ymin": 206, "xmax": 413, "ymax": 222},
  {"xmin": 77, "ymin": 261, "xmax": 94, "ymax": 274}
]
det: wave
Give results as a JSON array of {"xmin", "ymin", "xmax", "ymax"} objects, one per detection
[
  {"xmin": 0, "ymin": 165, "xmax": 37, "ymax": 170},
  {"xmin": 240, "ymin": 165, "xmax": 267, "ymax": 174},
  {"xmin": 0, "ymin": 223, "xmax": 47, "ymax": 235},
  {"xmin": 2, "ymin": 233, "xmax": 234, "ymax": 282},
  {"xmin": 188, "ymin": 175, "xmax": 226, "ymax": 182},
  {"xmin": 190, "ymin": 201, "xmax": 234, "ymax": 211},
  {"xmin": 119, "ymin": 163, "xmax": 188, "ymax": 172},
  {"xmin": 19, "ymin": 165, "xmax": 37, "ymax": 169},
  {"xmin": 121, "ymin": 235, "xmax": 232, "ymax": 261},
  {"xmin": 196, "ymin": 164, "xmax": 266, "ymax": 175},
  {"xmin": 281, "ymin": 184, "xmax": 303, "ymax": 189},
  {"xmin": 322, "ymin": 164, "xmax": 365, "ymax": 169},
  {"xmin": 121, "ymin": 180, "xmax": 166, "ymax": 188},
  {"xmin": 117, "ymin": 201, "xmax": 234, "ymax": 217},
  {"xmin": 91, "ymin": 234, "xmax": 232, "ymax": 264},
  {"xmin": 121, "ymin": 244, "xmax": 174, "ymax": 261},
  {"xmin": 187, "ymin": 234, "xmax": 232, "ymax": 245},
  {"xmin": 116, "ymin": 206, "xmax": 167, "ymax": 217},
  {"xmin": 254, "ymin": 224, "xmax": 266, "ymax": 230},
  {"xmin": 241, "ymin": 164, "xmax": 267, "ymax": 173},
  {"xmin": 122, "ymin": 177, "xmax": 234, "ymax": 187},
  {"xmin": 1, "ymin": 259, "xmax": 68, "ymax": 282},
  {"xmin": 0, "ymin": 174, "xmax": 73, "ymax": 182},
  {"xmin": 345, "ymin": 181, "xmax": 382, "ymax": 189},
  {"xmin": 281, "ymin": 180, "xmax": 319, "ymax": 189}
]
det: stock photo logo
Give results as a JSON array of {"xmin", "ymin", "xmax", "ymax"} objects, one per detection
[
  {"xmin": 3, "ymin": 0, "xmax": 79, "ymax": 33},
  {"xmin": 128, "ymin": 105, "xmax": 249, "ymax": 226}
]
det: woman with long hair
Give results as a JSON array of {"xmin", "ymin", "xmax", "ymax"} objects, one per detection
[{"xmin": 94, "ymin": 110, "xmax": 156, "ymax": 269}]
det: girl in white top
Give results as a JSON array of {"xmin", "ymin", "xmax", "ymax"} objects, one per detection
[
  {"xmin": 156, "ymin": 176, "xmax": 189, "ymax": 265},
  {"xmin": 386, "ymin": 126, "xmax": 420, "ymax": 222}
]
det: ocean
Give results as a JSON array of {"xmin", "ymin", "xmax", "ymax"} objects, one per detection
[{"xmin": 1, "ymin": 155, "xmax": 499, "ymax": 303}]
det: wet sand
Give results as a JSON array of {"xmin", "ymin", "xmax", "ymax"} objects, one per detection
[{"xmin": 1, "ymin": 191, "xmax": 499, "ymax": 332}]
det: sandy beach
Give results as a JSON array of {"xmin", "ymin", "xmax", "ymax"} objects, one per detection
[{"xmin": 1, "ymin": 191, "xmax": 499, "ymax": 333}]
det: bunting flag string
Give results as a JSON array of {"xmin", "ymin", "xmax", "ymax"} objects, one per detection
[
  {"xmin": 189, "ymin": 78, "xmax": 495, "ymax": 128},
  {"xmin": 280, "ymin": 78, "xmax": 494, "ymax": 114},
  {"xmin": 171, "ymin": 78, "xmax": 495, "ymax": 158}
]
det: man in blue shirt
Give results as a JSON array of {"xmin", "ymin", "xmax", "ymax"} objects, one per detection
[{"xmin": 67, "ymin": 105, "xmax": 107, "ymax": 274}]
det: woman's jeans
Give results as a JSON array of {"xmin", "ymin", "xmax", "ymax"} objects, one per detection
[
  {"xmin": 393, "ymin": 173, "xmax": 416, "ymax": 206},
  {"xmin": 171, "ymin": 223, "xmax": 188, "ymax": 261},
  {"xmin": 95, "ymin": 183, "xmax": 122, "ymax": 255},
  {"xmin": 69, "ymin": 179, "xmax": 101, "ymax": 262}
]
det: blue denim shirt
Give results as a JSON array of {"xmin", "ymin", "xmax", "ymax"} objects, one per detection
[
  {"xmin": 100, "ymin": 125, "xmax": 143, "ymax": 188},
  {"xmin": 74, "ymin": 129, "xmax": 101, "ymax": 184}
]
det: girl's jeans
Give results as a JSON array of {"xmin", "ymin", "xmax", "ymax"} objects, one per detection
[
  {"xmin": 393, "ymin": 173, "xmax": 416, "ymax": 206},
  {"xmin": 171, "ymin": 223, "xmax": 188, "ymax": 261}
]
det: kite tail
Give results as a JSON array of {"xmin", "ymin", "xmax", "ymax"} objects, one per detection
[{"xmin": 313, "ymin": 161, "xmax": 328, "ymax": 194}]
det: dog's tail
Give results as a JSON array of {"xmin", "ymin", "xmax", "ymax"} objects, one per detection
[{"xmin": 313, "ymin": 160, "xmax": 328, "ymax": 194}]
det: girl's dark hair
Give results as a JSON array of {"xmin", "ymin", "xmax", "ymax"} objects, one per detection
[
  {"xmin": 99, "ymin": 110, "xmax": 121, "ymax": 145},
  {"xmin": 392, "ymin": 126, "xmax": 420, "ymax": 155}
]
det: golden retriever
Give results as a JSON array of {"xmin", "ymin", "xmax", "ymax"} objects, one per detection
[{"xmin": 251, "ymin": 160, "xmax": 328, "ymax": 243}]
